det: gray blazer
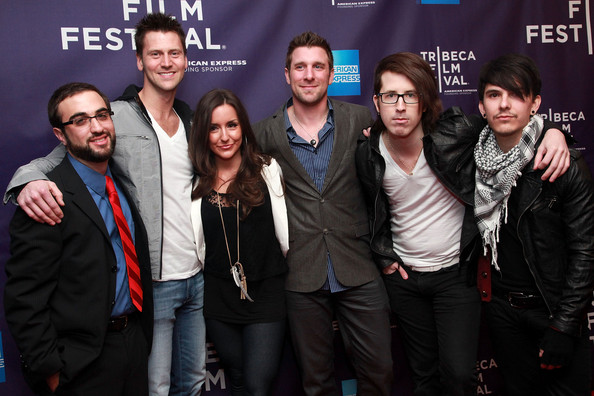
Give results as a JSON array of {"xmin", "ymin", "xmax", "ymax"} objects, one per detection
[{"xmin": 253, "ymin": 98, "xmax": 379, "ymax": 293}]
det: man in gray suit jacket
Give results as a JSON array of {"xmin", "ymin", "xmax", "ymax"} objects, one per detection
[{"xmin": 253, "ymin": 31, "xmax": 393, "ymax": 396}]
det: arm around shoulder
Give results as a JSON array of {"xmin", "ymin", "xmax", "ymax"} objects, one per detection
[{"xmin": 4, "ymin": 144, "xmax": 66, "ymax": 204}]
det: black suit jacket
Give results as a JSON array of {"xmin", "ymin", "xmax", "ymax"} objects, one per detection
[{"xmin": 4, "ymin": 157, "xmax": 153, "ymax": 392}]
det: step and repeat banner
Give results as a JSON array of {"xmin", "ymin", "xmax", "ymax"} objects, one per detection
[{"xmin": 1, "ymin": 1, "xmax": 593, "ymax": 395}]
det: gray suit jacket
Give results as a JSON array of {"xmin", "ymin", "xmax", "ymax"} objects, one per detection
[{"xmin": 253, "ymin": 98, "xmax": 379, "ymax": 292}]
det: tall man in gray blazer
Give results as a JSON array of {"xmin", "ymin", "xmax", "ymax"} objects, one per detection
[{"xmin": 253, "ymin": 31, "xmax": 393, "ymax": 396}]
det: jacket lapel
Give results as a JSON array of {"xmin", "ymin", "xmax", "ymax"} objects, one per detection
[
  {"xmin": 57, "ymin": 159, "xmax": 111, "ymax": 242},
  {"xmin": 321, "ymin": 99, "xmax": 348, "ymax": 194},
  {"xmin": 269, "ymin": 105, "xmax": 319, "ymax": 192}
]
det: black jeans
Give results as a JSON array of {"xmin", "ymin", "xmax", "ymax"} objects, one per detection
[
  {"xmin": 383, "ymin": 264, "xmax": 481, "ymax": 396},
  {"xmin": 485, "ymin": 294, "xmax": 591, "ymax": 396},
  {"xmin": 286, "ymin": 277, "xmax": 393, "ymax": 396},
  {"xmin": 206, "ymin": 319, "xmax": 285, "ymax": 396}
]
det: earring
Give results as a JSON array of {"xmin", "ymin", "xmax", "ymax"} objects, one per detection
[
  {"xmin": 482, "ymin": 113, "xmax": 486, "ymax": 118},
  {"xmin": 531, "ymin": 110, "xmax": 536, "ymax": 115}
]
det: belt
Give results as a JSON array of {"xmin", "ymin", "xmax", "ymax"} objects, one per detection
[
  {"xmin": 107, "ymin": 314, "xmax": 133, "ymax": 331},
  {"xmin": 492, "ymin": 289, "xmax": 544, "ymax": 309},
  {"xmin": 407, "ymin": 262, "xmax": 456, "ymax": 273}
]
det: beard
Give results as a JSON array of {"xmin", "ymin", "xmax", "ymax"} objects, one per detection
[{"xmin": 64, "ymin": 132, "xmax": 116, "ymax": 163}]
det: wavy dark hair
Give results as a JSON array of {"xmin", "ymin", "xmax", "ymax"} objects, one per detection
[
  {"xmin": 478, "ymin": 53, "xmax": 541, "ymax": 101},
  {"xmin": 189, "ymin": 89, "xmax": 270, "ymax": 218},
  {"xmin": 371, "ymin": 52, "xmax": 442, "ymax": 135}
]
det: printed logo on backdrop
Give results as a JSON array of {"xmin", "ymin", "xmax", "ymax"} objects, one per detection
[
  {"xmin": 539, "ymin": 107, "xmax": 587, "ymax": 148},
  {"xmin": 419, "ymin": 47, "xmax": 477, "ymax": 95},
  {"xmin": 0, "ymin": 332, "xmax": 6, "ymax": 383},
  {"xmin": 59, "ymin": 0, "xmax": 247, "ymax": 74},
  {"xmin": 476, "ymin": 358, "xmax": 499, "ymax": 395},
  {"xmin": 205, "ymin": 342, "xmax": 227, "ymax": 392},
  {"xmin": 526, "ymin": 0, "xmax": 593, "ymax": 55},
  {"xmin": 341, "ymin": 379, "xmax": 357, "ymax": 396},
  {"xmin": 186, "ymin": 59, "xmax": 248, "ymax": 74},
  {"xmin": 331, "ymin": 0, "xmax": 376, "ymax": 8},
  {"xmin": 417, "ymin": 0, "xmax": 460, "ymax": 4},
  {"xmin": 329, "ymin": 50, "xmax": 361, "ymax": 96}
]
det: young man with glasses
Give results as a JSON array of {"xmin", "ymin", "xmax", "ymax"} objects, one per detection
[
  {"xmin": 4, "ymin": 82, "xmax": 153, "ymax": 396},
  {"xmin": 5, "ymin": 13, "xmax": 206, "ymax": 396},
  {"xmin": 355, "ymin": 52, "xmax": 570, "ymax": 395}
]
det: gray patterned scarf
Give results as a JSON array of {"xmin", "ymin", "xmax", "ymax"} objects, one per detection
[{"xmin": 474, "ymin": 115, "xmax": 544, "ymax": 271}]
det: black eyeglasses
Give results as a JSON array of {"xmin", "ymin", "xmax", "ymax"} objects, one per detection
[
  {"xmin": 377, "ymin": 92, "xmax": 421, "ymax": 104},
  {"xmin": 59, "ymin": 111, "xmax": 114, "ymax": 128}
]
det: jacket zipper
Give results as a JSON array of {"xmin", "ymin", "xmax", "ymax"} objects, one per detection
[{"xmin": 516, "ymin": 186, "xmax": 553, "ymax": 316}]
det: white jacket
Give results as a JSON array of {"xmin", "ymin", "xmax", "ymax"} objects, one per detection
[{"xmin": 190, "ymin": 158, "xmax": 289, "ymax": 267}]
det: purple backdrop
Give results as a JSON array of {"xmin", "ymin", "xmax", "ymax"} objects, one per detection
[{"xmin": 1, "ymin": 1, "xmax": 593, "ymax": 395}]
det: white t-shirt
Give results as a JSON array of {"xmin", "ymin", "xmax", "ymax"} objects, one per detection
[
  {"xmin": 148, "ymin": 110, "xmax": 200, "ymax": 280},
  {"xmin": 379, "ymin": 136, "xmax": 465, "ymax": 269}
]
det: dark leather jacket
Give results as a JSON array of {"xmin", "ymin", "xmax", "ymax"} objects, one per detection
[
  {"xmin": 432, "ymin": 109, "xmax": 594, "ymax": 336},
  {"xmin": 507, "ymin": 147, "xmax": 594, "ymax": 336},
  {"xmin": 355, "ymin": 107, "xmax": 482, "ymax": 279},
  {"xmin": 360, "ymin": 106, "xmax": 594, "ymax": 337}
]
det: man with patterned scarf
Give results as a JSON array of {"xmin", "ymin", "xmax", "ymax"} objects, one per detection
[{"xmin": 474, "ymin": 53, "xmax": 594, "ymax": 396}]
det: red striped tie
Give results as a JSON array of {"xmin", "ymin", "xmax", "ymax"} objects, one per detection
[{"xmin": 105, "ymin": 176, "xmax": 143, "ymax": 312}]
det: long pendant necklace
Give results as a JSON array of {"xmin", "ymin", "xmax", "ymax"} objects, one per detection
[
  {"xmin": 385, "ymin": 136, "xmax": 423, "ymax": 176},
  {"xmin": 216, "ymin": 193, "xmax": 254, "ymax": 302},
  {"xmin": 292, "ymin": 109, "xmax": 328, "ymax": 147}
]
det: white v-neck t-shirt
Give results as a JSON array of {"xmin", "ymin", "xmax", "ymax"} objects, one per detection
[
  {"xmin": 148, "ymin": 110, "xmax": 200, "ymax": 280},
  {"xmin": 379, "ymin": 136, "xmax": 464, "ymax": 269}
]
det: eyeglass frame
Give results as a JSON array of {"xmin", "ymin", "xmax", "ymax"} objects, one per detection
[
  {"xmin": 377, "ymin": 92, "xmax": 422, "ymax": 105},
  {"xmin": 59, "ymin": 110, "xmax": 114, "ymax": 128}
]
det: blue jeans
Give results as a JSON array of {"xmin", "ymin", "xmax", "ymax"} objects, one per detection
[{"xmin": 148, "ymin": 271, "xmax": 206, "ymax": 396}]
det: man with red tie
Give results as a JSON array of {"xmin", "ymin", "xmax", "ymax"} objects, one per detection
[{"xmin": 4, "ymin": 82, "xmax": 153, "ymax": 396}]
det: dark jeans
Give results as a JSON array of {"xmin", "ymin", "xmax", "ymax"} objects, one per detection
[
  {"xmin": 286, "ymin": 277, "xmax": 393, "ymax": 396},
  {"xmin": 383, "ymin": 264, "xmax": 481, "ymax": 396},
  {"xmin": 206, "ymin": 319, "xmax": 286, "ymax": 396},
  {"xmin": 485, "ymin": 294, "xmax": 591, "ymax": 396}
]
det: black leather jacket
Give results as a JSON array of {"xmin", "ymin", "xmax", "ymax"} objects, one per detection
[
  {"xmin": 434, "ymin": 109, "xmax": 594, "ymax": 336},
  {"xmin": 355, "ymin": 107, "xmax": 482, "ymax": 280},
  {"xmin": 358, "ymin": 106, "xmax": 594, "ymax": 336},
  {"xmin": 505, "ymin": 146, "xmax": 594, "ymax": 336}
]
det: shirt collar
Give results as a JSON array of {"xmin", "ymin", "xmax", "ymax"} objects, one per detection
[
  {"xmin": 67, "ymin": 154, "xmax": 113, "ymax": 197},
  {"xmin": 283, "ymin": 98, "xmax": 335, "ymax": 137}
]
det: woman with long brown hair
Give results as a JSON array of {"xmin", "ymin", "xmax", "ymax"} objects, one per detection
[{"xmin": 189, "ymin": 89, "xmax": 288, "ymax": 395}]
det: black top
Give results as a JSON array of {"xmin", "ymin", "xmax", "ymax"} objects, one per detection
[
  {"xmin": 493, "ymin": 186, "xmax": 540, "ymax": 295},
  {"xmin": 201, "ymin": 188, "xmax": 287, "ymax": 323}
]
